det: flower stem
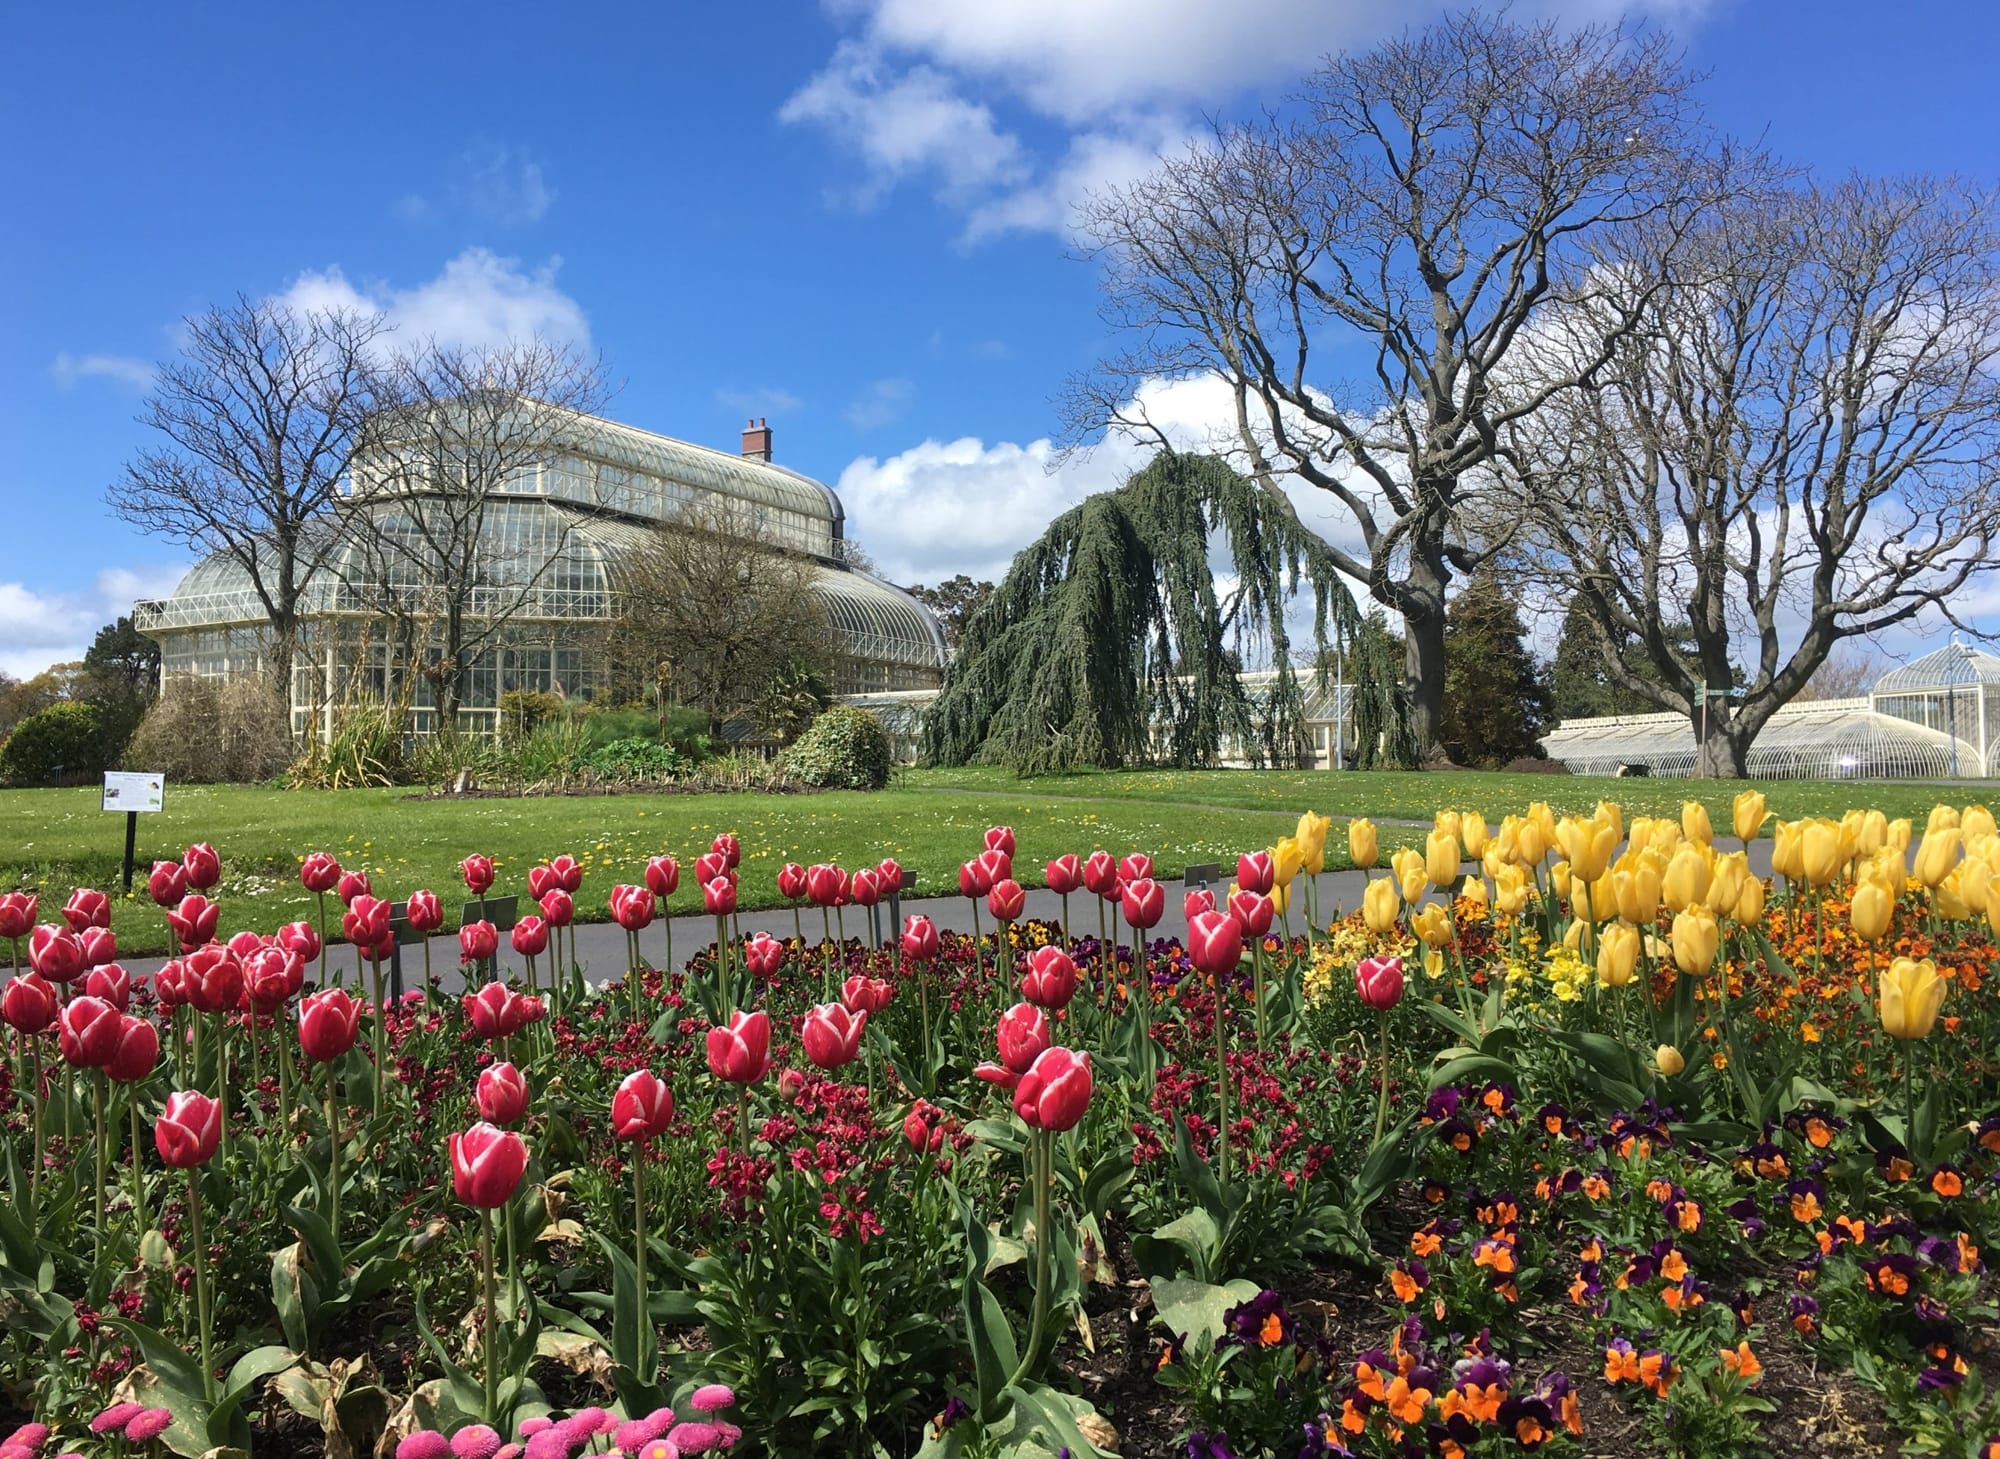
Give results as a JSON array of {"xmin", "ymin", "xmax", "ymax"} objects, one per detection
[
  {"xmin": 129, "ymin": 1096, "xmax": 147, "ymax": 1235},
  {"xmin": 1215, "ymin": 981, "xmax": 1231, "ymax": 1191},
  {"xmin": 481, "ymin": 1205, "xmax": 498, "ymax": 1426},
  {"xmin": 631, "ymin": 1139, "xmax": 648, "ymax": 1362},
  {"xmin": 1373, "ymin": 1012, "xmax": 1392, "ymax": 1145},
  {"xmin": 325, "ymin": 1076, "xmax": 341, "ymax": 1244},
  {"xmin": 188, "ymin": 1168, "xmax": 216, "ymax": 1404}
]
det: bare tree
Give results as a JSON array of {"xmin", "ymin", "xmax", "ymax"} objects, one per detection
[
  {"xmin": 1796, "ymin": 649, "xmax": 1881, "ymax": 703},
  {"xmin": 1515, "ymin": 176, "xmax": 2000, "ymax": 775},
  {"xmin": 110, "ymin": 297, "xmax": 388, "ymax": 691},
  {"xmin": 596, "ymin": 498, "xmax": 840, "ymax": 742},
  {"xmin": 343, "ymin": 339, "xmax": 608, "ymax": 724},
  {"xmin": 1072, "ymin": 12, "xmax": 1711, "ymax": 756}
]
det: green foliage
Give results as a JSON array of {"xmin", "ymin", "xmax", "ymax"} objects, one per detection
[
  {"xmin": 0, "ymin": 701, "xmax": 106, "ymax": 786},
  {"xmin": 1439, "ymin": 570, "xmax": 1553, "ymax": 768},
  {"xmin": 923, "ymin": 451, "xmax": 1395, "ymax": 773},
  {"xmin": 497, "ymin": 690, "xmax": 567, "ymax": 744},
  {"xmin": 284, "ymin": 698, "xmax": 406, "ymax": 789},
  {"xmin": 585, "ymin": 737, "xmax": 697, "ymax": 783},
  {"xmin": 782, "ymin": 704, "xmax": 892, "ymax": 790},
  {"xmin": 752, "ymin": 656, "xmax": 833, "ymax": 747},
  {"xmin": 1549, "ymin": 597, "xmax": 1713, "ymax": 720}
]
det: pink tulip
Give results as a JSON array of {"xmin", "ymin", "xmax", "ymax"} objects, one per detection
[
  {"xmin": 841, "ymin": 974, "xmax": 894, "ymax": 1015},
  {"xmin": 705, "ymin": 1010, "xmax": 771, "ymax": 1085},
  {"xmin": 900, "ymin": 915, "xmax": 939, "ymax": 961},
  {"xmin": 801, "ymin": 1003, "xmax": 867, "ymax": 1070},
  {"xmin": 155, "ymin": 1090, "xmax": 221, "ymax": 1168},
  {"xmin": 645, "ymin": 855, "xmax": 681, "ymax": 899},
  {"xmin": 182, "ymin": 843, "xmax": 221, "ymax": 891},
  {"xmin": 300, "ymin": 852, "xmax": 342, "ymax": 894},
  {"xmin": 1045, "ymin": 854, "xmax": 1082, "ymax": 896},
  {"xmin": 995, "ymin": 1001, "xmax": 1050, "ymax": 1075},
  {"xmin": 450, "ymin": 1122, "xmax": 527, "ymax": 1208},
  {"xmin": 1187, "ymin": 910, "xmax": 1244, "ymax": 976},
  {"xmin": 743, "ymin": 932, "xmax": 783, "ymax": 978},
  {"xmin": 1355, "ymin": 955, "xmax": 1406, "ymax": 1011},
  {"xmin": 1013, "ymin": 1046, "xmax": 1093, "ymax": 1132},
  {"xmin": 61, "ymin": 888, "xmax": 110, "ymax": 932},
  {"xmin": 1121, "ymin": 877, "xmax": 1164, "ymax": 929},
  {"xmin": 460, "ymin": 855, "xmax": 496, "ymax": 896},
  {"xmin": 611, "ymin": 1069, "xmax": 675, "ymax": 1140},
  {"xmin": 1020, "ymin": 946, "xmax": 1078, "ymax": 1010},
  {"xmin": 476, "ymin": 1062, "xmax": 529, "ymax": 1126}
]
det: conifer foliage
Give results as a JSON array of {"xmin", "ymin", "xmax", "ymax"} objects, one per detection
[{"xmin": 922, "ymin": 452, "xmax": 1406, "ymax": 773}]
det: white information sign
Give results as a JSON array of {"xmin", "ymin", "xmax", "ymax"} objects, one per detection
[{"xmin": 102, "ymin": 771, "xmax": 165, "ymax": 814}]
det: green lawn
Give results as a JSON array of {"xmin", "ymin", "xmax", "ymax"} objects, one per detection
[
  {"xmin": 900, "ymin": 764, "xmax": 1979, "ymax": 826},
  {"xmin": 2, "ymin": 768, "xmax": 1985, "ymax": 956}
]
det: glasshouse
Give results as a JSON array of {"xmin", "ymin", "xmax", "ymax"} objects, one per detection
[
  {"xmin": 1543, "ymin": 643, "xmax": 2000, "ymax": 780},
  {"xmin": 134, "ymin": 414, "xmax": 948, "ymax": 738}
]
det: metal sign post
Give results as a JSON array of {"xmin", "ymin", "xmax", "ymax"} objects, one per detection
[
  {"xmin": 884, "ymin": 871, "xmax": 917, "ymax": 944},
  {"xmin": 101, "ymin": 772, "xmax": 165, "ymax": 893}
]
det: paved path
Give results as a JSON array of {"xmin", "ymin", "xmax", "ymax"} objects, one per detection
[{"xmin": 117, "ymin": 836, "xmax": 1776, "ymax": 997}]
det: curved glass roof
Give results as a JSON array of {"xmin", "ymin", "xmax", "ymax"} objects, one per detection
[
  {"xmin": 1870, "ymin": 643, "xmax": 2000, "ymax": 694},
  {"xmin": 549, "ymin": 410, "xmax": 844, "ymax": 531},
  {"xmin": 812, "ymin": 567, "xmax": 949, "ymax": 669},
  {"xmin": 1544, "ymin": 698, "xmax": 1984, "ymax": 779}
]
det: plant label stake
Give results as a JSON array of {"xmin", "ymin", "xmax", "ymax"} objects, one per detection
[{"xmin": 101, "ymin": 771, "xmax": 165, "ymax": 893}]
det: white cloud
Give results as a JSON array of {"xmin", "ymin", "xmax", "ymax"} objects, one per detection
[
  {"xmin": 844, "ymin": 376, "xmax": 915, "ymax": 429},
  {"xmin": 397, "ymin": 143, "xmax": 556, "ymax": 226},
  {"xmin": 275, "ymin": 248, "xmax": 590, "ymax": 353},
  {"xmin": 779, "ymin": 41, "xmax": 1029, "ymax": 205},
  {"xmin": 50, "ymin": 352, "xmax": 155, "ymax": 391},
  {"xmin": 789, "ymin": 0, "xmax": 1718, "ymax": 240},
  {"xmin": 0, "ymin": 565, "xmax": 187, "ymax": 680},
  {"xmin": 715, "ymin": 386, "xmax": 804, "ymax": 416}
]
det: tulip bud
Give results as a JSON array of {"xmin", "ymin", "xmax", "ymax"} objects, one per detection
[
  {"xmin": 611, "ymin": 1069, "xmax": 675, "ymax": 1138},
  {"xmin": 1013, "ymin": 1046, "xmax": 1093, "ymax": 1132},
  {"xmin": 155, "ymin": 1090, "xmax": 222, "ymax": 1168},
  {"xmin": 85, "ymin": 962, "xmax": 133, "ymax": 1010},
  {"xmin": 1392, "ymin": 849, "xmax": 1427, "ymax": 904},
  {"xmin": 299, "ymin": 987, "xmax": 365, "ymax": 1062},
  {"xmin": 900, "ymin": 914, "xmax": 939, "ymax": 962},
  {"xmin": 1362, "ymin": 875, "xmax": 1401, "ymax": 935},
  {"xmin": 703, "ymin": 876, "xmax": 738, "ymax": 917},
  {"xmin": 335, "ymin": 869, "xmax": 371, "ymax": 906},
  {"xmin": 1661, "ymin": 845, "xmax": 1712, "ymax": 914},
  {"xmin": 1459, "ymin": 813, "xmax": 1488, "ymax": 862},
  {"xmin": 1347, "ymin": 819, "xmax": 1379, "ymax": 870},
  {"xmin": 705, "ymin": 1010, "xmax": 771, "ymax": 1084},
  {"xmin": 1849, "ymin": 879, "xmax": 1894, "ymax": 943},
  {"xmin": 1354, "ymin": 955, "xmax": 1404, "ymax": 1011},
  {"xmin": 510, "ymin": 916, "xmax": 549, "ymax": 958},
  {"xmin": 61, "ymin": 887, "xmax": 110, "ymax": 933},
  {"xmin": 710, "ymin": 834, "xmax": 741, "ymax": 869},
  {"xmin": 1184, "ymin": 887, "xmax": 1215, "ymax": 922},
  {"xmin": 1878, "ymin": 957, "xmax": 1944, "ymax": 1041},
  {"xmin": 1020, "ymin": 946, "xmax": 1078, "ymax": 1010},
  {"xmin": 450, "ymin": 1122, "xmax": 528, "ymax": 1208},
  {"xmin": 1654, "ymin": 1044, "xmax": 1686, "ymax": 1078},
  {"xmin": 1081, "ymin": 851, "xmax": 1119, "ymax": 898},
  {"xmin": 743, "ymin": 931, "xmax": 783, "ymax": 978},
  {"xmin": 807, "ymin": 863, "xmax": 849, "ymax": 908},
  {"xmin": 802, "ymin": 1003, "xmax": 867, "ymax": 1070},
  {"xmin": 1, "ymin": 973, "xmax": 59, "ymax": 1033},
  {"xmin": 1295, "ymin": 811, "xmax": 1331, "ymax": 873},
  {"xmin": 984, "ymin": 825, "xmax": 1017, "ymax": 857},
  {"xmin": 1236, "ymin": 851, "xmax": 1275, "ymax": 896},
  {"xmin": 609, "ymin": 885, "xmax": 656, "ymax": 932},
  {"xmin": 538, "ymin": 888, "xmax": 574, "ymax": 928},
  {"xmin": 476, "ymin": 1062, "xmax": 529, "ymax": 1126},
  {"xmin": 147, "ymin": 861, "xmax": 187, "ymax": 908},
  {"xmin": 1187, "ymin": 909, "xmax": 1243, "ymax": 976},
  {"xmin": 460, "ymin": 855, "xmax": 496, "ymax": 896},
  {"xmin": 848, "ymin": 867, "xmax": 883, "ymax": 907},
  {"xmin": 105, "ymin": 1014, "xmax": 159, "ymax": 1083},
  {"xmin": 1671, "ymin": 906, "xmax": 1719, "ymax": 976},
  {"xmin": 1680, "ymin": 800, "xmax": 1713, "ymax": 847},
  {"xmin": 182, "ymin": 843, "xmax": 221, "ymax": 891},
  {"xmin": 300, "ymin": 852, "xmax": 342, "ymax": 894},
  {"xmin": 459, "ymin": 920, "xmax": 500, "ymax": 965},
  {"xmin": 1227, "ymin": 889, "xmax": 1273, "ymax": 938},
  {"xmin": 1044, "ymin": 854, "xmax": 1082, "ymax": 896},
  {"xmin": 1121, "ymin": 877, "xmax": 1164, "ymax": 929},
  {"xmin": 58, "ymin": 995, "xmax": 121, "ymax": 1068},
  {"xmin": 1596, "ymin": 923, "xmax": 1639, "ymax": 988}
]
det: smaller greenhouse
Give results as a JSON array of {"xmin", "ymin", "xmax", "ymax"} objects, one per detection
[
  {"xmin": 1545, "ymin": 693, "xmax": 1986, "ymax": 781},
  {"xmin": 1869, "ymin": 641, "xmax": 2000, "ymax": 779}
]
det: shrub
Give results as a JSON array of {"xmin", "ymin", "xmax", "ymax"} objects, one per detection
[
  {"xmin": 0, "ymin": 701, "xmax": 106, "ymax": 786},
  {"xmin": 585, "ymin": 737, "xmax": 695, "ymax": 783},
  {"xmin": 499, "ymin": 690, "xmax": 566, "ymax": 744},
  {"xmin": 125, "ymin": 675, "xmax": 293, "ymax": 785},
  {"xmin": 285, "ymin": 698, "xmax": 406, "ymax": 789},
  {"xmin": 508, "ymin": 715, "xmax": 590, "ymax": 786},
  {"xmin": 780, "ymin": 704, "xmax": 891, "ymax": 790}
]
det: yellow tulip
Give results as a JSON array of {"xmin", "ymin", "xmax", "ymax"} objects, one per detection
[
  {"xmin": 1412, "ymin": 903, "xmax": 1453, "ymax": 949},
  {"xmin": 1491, "ymin": 816, "xmax": 1523, "ymax": 866},
  {"xmin": 1933, "ymin": 873, "xmax": 1972, "ymax": 922},
  {"xmin": 1434, "ymin": 809, "xmax": 1462, "ymax": 848},
  {"xmin": 1461, "ymin": 812, "xmax": 1489, "ymax": 860},
  {"xmin": 1987, "ymin": 873, "xmax": 2000, "ymax": 938},
  {"xmin": 1611, "ymin": 862, "xmax": 1661, "ymax": 926},
  {"xmin": 1854, "ymin": 808, "xmax": 1888, "ymax": 858},
  {"xmin": 1550, "ymin": 860, "xmax": 1572, "ymax": 901},
  {"xmin": 1393, "ymin": 848, "xmax": 1428, "ymax": 904},
  {"xmin": 1887, "ymin": 818, "xmax": 1912, "ymax": 856},
  {"xmin": 1734, "ymin": 877, "xmax": 1766, "ymax": 928},
  {"xmin": 1655, "ymin": 1044, "xmax": 1686, "ymax": 1077},
  {"xmin": 1528, "ymin": 800, "xmax": 1557, "ymax": 847},
  {"xmin": 1295, "ymin": 811, "xmax": 1331, "ymax": 874},
  {"xmin": 1800, "ymin": 818, "xmax": 1845, "ymax": 887},
  {"xmin": 1493, "ymin": 864, "xmax": 1531, "ymax": 916},
  {"xmin": 1348, "ymin": 818, "xmax": 1379, "ymax": 871},
  {"xmin": 1422, "ymin": 948, "xmax": 1446, "ymax": 979},
  {"xmin": 1963, "ymin": 804, "xmax": 1997, "ymax": 844},
  {"xmin": 1671, "ymin": 905, "xmax": 1719, "ymax": 975},
  {"xmin": 1516, "ymin": 814, "xmax": 1549, "ymax": 868},
  {"xmin": 1732, "ymin": 789, "xmax": 1767, "ymax": 843},
  {"xmin": 1562, "ymin": 918, "xmax": 1587, "ymax": 951},
  {"xmin": 1362, "ymin": 873, "xmax": 1401, "ymax": 934},
  {"xmin": 1957, "ymin": 856, "xmax": 1990, "ymax": 915},
  {"xmin": 1927, "ymin": 804, "xmax": 1960, "ymax": 836},
  {"xmin": 1482, "ymin": 844, "xmax": 1509, "ymax": 883},
  {"xmin": 1770, "ymin": 820, "xmax": 1803, "ymax": 881},
  {"xmin": 1849, "ymin": 879, "xmax": 1894, "ymax": 942},
  {"xmin": 1594, "ymin": 800, "xmax": 1624, "ymax": 844},
  {"xmin": 1425, "ymin": 828, "xmax": 1461, "ymax": 889},
  {"xmin": 1661, "ymin": 844, "xmax": 1713, "ymax": 913},
  {"xmin": 1708, "ymin": 852, "xmax": 1750, "ymax": 916},
  {"xmin": 1878, "ymin": 957, "xmax": 1945, "ymax": 1040},
  {"xmin": 1914, "ymin": 829, "xmax": 1961, "ymax": 889},
  {"xmin": 1268, "ymin": 879, "xmax": 1293, "ymax": 917},
  {"xmin": 1271, "ymin": 836, "xmax": 1305, "ymax": 888},
  {"xmin": 1459, "ymin": 875, "xmax": 1488, "ymax": 910},
  {"xmin": 1580, "ymin": 874, "xmax": 1619, "ymax": 925},
  {"xmin": 1681, "ymin": 800, "xmax": 1713, "ymax": 847},
  {"xmin": 1597, "ymin": 923, "xmax": 1640, "ymax": 987},
  {"xmin": 1555, "ymin": 816, "xmax": 1616, "ymax": 884}
]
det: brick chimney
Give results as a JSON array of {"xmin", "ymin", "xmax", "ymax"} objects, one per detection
[{"xmin": 740, "ymin": 417, "xmax": 772, "ymax": 462}]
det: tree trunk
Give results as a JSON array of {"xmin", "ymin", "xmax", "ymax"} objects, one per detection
[
  {"xmin": 1693, "ymin": 710, "xmax": 1750, "ymax": 778},
  {"xmin": 1399, "ymin": 545, "xmax": 1451, "ymax": 762}
]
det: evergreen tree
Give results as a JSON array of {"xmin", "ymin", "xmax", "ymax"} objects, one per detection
[
  {"xmin": 1548, "ymin": 598, "xmax": 1710, "ymax": 720},
  {"xmin": 923, "ymin": 452, "xmax": 1408, "ymax": 773},
  {"xmin": 1439, "ymin": 572, "xmax": 1552, "ymax": 768}
]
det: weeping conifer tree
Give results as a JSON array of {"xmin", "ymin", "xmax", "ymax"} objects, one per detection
[{"xmin": 923, "ymin": 451, "xmax": 1410, "ymax": 773}]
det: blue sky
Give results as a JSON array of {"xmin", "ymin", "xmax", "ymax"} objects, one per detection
[{"xmin": 4, "ymin": 0, "xmax": 1997, "ymax": 677}]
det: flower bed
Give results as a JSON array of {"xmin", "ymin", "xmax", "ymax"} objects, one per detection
[{"xmin": 0, "ymin": 797, "xmax": 1996, "ymax": 1458}]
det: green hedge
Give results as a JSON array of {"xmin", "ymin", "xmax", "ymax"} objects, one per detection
[{"xmin": 780, "ymin": 705, "xmax": 892, "ymax": 790}]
